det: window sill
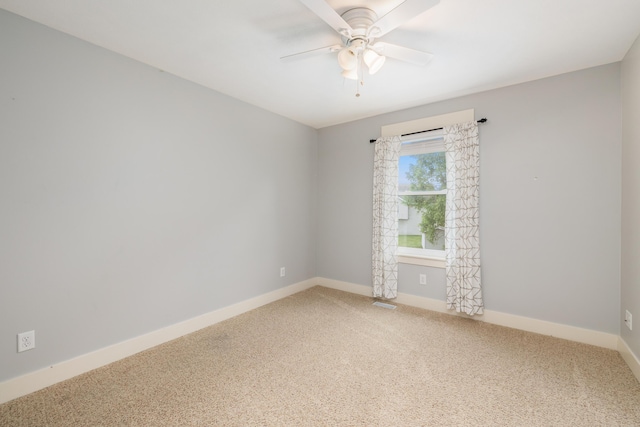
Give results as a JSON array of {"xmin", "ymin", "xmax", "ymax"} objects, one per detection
[{"xmin": 398, "ymin": 254, "xmax": 446, "ymax": 269}]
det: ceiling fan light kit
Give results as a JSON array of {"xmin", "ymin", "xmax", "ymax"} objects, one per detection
[
  {"xmin": 363, "ymin": 49, "xmax": 385, "ymax": 74},
  {"xmin": 336, "ymin": 9, "xmax": 386, "ymax": 94},
  {"xmin": 337, "ymin": 47, "xmax": 357, "ymax": 70},
  {"xmin": 341, "ymin": 68, "xmax": 358, "ymax": 81},
  {"xmin": 292, "ymin": 0, "xmax": 439, "ymax": 97}
]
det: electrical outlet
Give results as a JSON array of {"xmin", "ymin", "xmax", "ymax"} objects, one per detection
[
  {"xmin": 18, "ymin": 330, "xmax": 35, "ymax": 352},
  {"xmin": 280, "ymin": 267, "xmax": 285, "ymax": 277},
  {"xmin": 625, "ymin": 310, "xmax": 632, "ymax": 331},
  {"xmin": 419, "ymin": 274, "xmax": 427, "ymax": 285}
]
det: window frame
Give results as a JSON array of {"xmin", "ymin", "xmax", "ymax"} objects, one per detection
[{"xmin": 397, "ymin": 132, "xmax": 446, "ymax": 265}]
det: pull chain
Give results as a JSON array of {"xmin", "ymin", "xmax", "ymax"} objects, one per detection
[{"xmin": 356, "ymin": 49, "xmax": 363, "ymax": 97}]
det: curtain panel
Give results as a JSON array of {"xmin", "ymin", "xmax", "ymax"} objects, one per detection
[
  {"xmin": 372, "ymin": 136, "xmax": 402, "ymax": 299},
  {"xmin": 444, "ymin": 121, "xmax": 483, "ymax": 315}
]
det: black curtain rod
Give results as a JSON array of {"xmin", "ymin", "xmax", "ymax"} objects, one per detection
[{"xmin": 369, "ymin": 118, "xmax": 488, "ymax": 143}]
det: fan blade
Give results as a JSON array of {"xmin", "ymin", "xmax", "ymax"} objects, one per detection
[
  {"xmin": 371, "ymin": 0, "xmax": 440, "ymax": 37},
  {"xmin": 373, "ymin": 42, "xmax": 433, "ymax": 66},
  {"xmin": 280, "ymin": 44, "xmax": 342, "ymax": 62},
  {"xmin": 298, "ymin": 0, "xmax": 353, "ymax": 36}
]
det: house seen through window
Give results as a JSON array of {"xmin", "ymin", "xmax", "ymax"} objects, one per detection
[{"xmin": 398, "ymin": 132, "xmax": 445, "ymax": 259}]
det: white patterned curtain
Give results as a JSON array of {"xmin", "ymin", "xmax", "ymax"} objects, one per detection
[
  {"xmin": 444, "ymin": 121, "xmax": 483, "ymax": 315},
  {"xmin": 372, "ymin": 136, "xmax": 402, "ymax": 299}
]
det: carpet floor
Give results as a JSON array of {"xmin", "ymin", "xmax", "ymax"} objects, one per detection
[{"xmin": 2, "ymin": 286, "xmax": 640, "ymax": 426}]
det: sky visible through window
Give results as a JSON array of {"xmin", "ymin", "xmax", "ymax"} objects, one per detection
[{"xmin": 398, "ymin": 156, "xmax": 414, "ymax": 189}]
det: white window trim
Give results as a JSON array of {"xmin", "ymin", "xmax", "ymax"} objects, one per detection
[
  {"xmin": 399, "ymin": 133, "xmax": 444, "ymax": 155},
  {"xmin": 399, "ymin": 190, "xmax": 446, "ymax": 196},
  {"xmin": 398, "ymin": 254, "xmax": 445, "ymax": 268},
  {"xmin": 387, "ymin": 109, "xmax": 475, "ymax": 269},
  {"xmin": 397, "ymin": 131, "xmax": 446, "ymax": 264}
]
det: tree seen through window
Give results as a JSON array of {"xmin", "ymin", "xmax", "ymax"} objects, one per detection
[{"xmin": 399, "ymin": 151, "xmax": 446, "ymax": 249}]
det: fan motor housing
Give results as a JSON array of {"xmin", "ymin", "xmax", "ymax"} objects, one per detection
[{"xmin": 341, "ymin": 8, "xmax": 377, "ymax": 34}]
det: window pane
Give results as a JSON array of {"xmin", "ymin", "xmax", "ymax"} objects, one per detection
[
  {"xmin": 398, "ymin": 150, "xmax": 446, "ymax": 253},
  {"xmin": 399, "ymin": 152, "xmax": 446, "ymax": 192},
  {"xmin": 398, "ymin": 194, "xmax": 445, "ymax": 251}
]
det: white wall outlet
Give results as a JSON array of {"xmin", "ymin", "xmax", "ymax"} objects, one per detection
[
  {"xmin": 280, "ymin": 267, "xmax": 285, "ymax": 277},
  {"xmin": 419, "ymin": 274, "xmax": 427, "ymax": 285},
  {"xmin": 625, "ymin": 310, "xmax": 632, "ymax": 331},
  {"xmin": 18, "ymin": 330, "xmax": 35, "ymax": 352}
]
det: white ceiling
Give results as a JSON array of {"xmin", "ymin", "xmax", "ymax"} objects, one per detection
[{"xmin": 1, "ymin": 0, "xmax": 639, "ymax": 129}]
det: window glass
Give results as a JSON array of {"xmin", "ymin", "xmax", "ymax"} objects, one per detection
[{"xmin": 398, "ymin": 135, "xmax": 446, "ymax": 257}]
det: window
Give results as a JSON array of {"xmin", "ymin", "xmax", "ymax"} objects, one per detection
[
  {"xmin": 397, "ymin": 131, "xmax": 446, "ymax": 260},
  {"xmin": 380, "ymin": 108, "xmax": 474, "ymax": 267}
]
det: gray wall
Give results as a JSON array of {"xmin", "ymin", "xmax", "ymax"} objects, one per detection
[
  {"xmin": 318, "ymin": 63, "xmax": 621, "ymax": 334},
  {"xmin": 621, "ymin": 34, "xmax": 640, "ymax": 358},
  {"xmin": 0, "ymin": 10, "xmax": 317, "ymax": 382}
]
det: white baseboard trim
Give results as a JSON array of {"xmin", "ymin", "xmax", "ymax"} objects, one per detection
[
  {"xmin": 319, "ymin": 277, "xmax": 372, "ymax": 296},
  {"xmin": 2, "ymin": 277, "xmax": 630, "ymax": 404},
  {"xmin": 618, "ymin": 337, "xmax": 640, "ymax": 383},
  {"xmin": 317, "ymin": 277, "xmax": 619, "ymax": 350},
  {"xmin": 480, "ymin": 308, "xmax": 619, "ymax": 350},
  {"xmin": 0, "ymin": 278, "xmax": 318, "ymax": 405}
]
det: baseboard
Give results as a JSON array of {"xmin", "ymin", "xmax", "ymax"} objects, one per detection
[
  {"xmin": 0, "ymin": 278, "xmax": 318, "ymax": 405},
  {"xmin": 316, "ymin": 277, "xmax": 619, "ymax": 350},
  {"xmin": 480, "ymin": 308, "xmax": 619, "ymax": 349},
  {"xmin": 618, "ymin": 337, "xmax": 640, "ymax": 383},
  {"xmin": 2, "ymin": 277, "xmax": 628, "ymax": 404},
  {"xmin": 319, "ymin": 277, "xmax": 372, "ymax": 296}
]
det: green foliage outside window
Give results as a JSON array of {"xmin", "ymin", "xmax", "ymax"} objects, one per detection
[{"xmin": 403, "ymin": 152, "xmax": 446, "ymax": 245}]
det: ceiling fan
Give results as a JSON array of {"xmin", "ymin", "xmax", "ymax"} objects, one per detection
[{"xmin": 282, "ymin": 0, "xmax": 440, "ymax": 96}]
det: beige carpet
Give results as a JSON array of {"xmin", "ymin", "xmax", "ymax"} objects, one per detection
[{"xmin": 2, "ymin": 286, "xmax": 640, "ymax": 426}]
